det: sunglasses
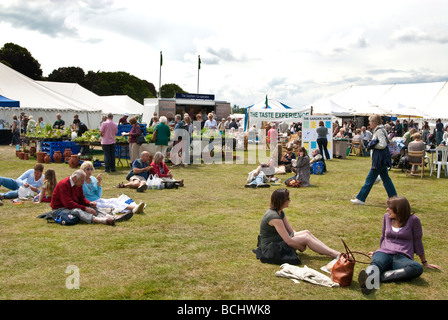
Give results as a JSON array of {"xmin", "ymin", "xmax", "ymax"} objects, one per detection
[{"xmin": 85, "ymin": 168, "xmax": 94, "ymax": 171}]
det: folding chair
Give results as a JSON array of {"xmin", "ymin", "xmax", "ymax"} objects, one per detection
[
  {"xmin": 406, "ymin": 150, "xmax": 426, "ymax": 178},
  {"xmin": 349, "ymin": 140, "xmax": 364, "ymax": 156}
]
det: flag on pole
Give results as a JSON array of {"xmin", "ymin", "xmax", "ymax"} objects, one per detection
[
  {"xmin": 198, "ymin": 55, "xmax": 201, "ymax": 70},
  {"xmin": 264, "ymin": 95, "xmax": 268, "ymax": 109},
  {"xmin": 160, "ymin": 51, "xmax": 163, "ymax": 66}
]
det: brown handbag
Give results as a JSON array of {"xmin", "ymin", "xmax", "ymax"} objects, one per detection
[
  {"xmin": 331, "ymin": 238, "xmax": 371, "ymax": 287},
  {"xmin": 151, "ymin": 127, "xmax": 158, "ymax": 143}
]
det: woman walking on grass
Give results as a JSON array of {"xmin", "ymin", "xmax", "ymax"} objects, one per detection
[{"xmin": 351, "ymin": 114, "xmax": 397, "ymax": 205}]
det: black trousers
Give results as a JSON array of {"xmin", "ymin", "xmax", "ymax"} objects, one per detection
[{"xmin": 102, "ymin": 144, "xmax": 116, "ymax": 172}]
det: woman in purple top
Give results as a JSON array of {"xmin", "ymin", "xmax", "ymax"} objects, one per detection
[
  {"xmin": 358, "ymin": 196, "xmax": 441, "ymax": 294},
  {"xmin": 122, "ymin": 117, "xmax": 141, "ymax": 164}
]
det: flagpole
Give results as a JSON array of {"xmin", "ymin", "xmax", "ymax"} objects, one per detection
[
  {"xmin": 197, "ymin": 55, "xmax": 201, "ymax": 94},
  {"xmin": 159, "ymin": 51, "xmax": 162, "ymax": 98}
]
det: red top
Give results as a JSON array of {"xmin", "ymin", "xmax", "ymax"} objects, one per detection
[
  {"xmin": 150, "ymin": 161, "xmax": 170, "ymax": 178},
  {"xmin": 51, "ymin": 176, "xmax": 91, "ymax": 211}
]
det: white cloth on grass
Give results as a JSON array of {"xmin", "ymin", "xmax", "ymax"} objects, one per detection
[{"xmin": 275, "ymin": 263, "xmax": 339, "ymax": 288}]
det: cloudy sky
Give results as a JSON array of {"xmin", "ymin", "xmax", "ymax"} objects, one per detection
[{"xmin": 1, "ymin": 0, "xmax": 448, "ymax": 108}]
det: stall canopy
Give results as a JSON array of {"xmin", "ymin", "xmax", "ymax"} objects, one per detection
[
  {"xmin": 244, "ymin": 96, "xmax": 309, "ymax": 131},
  {"xmin": 0, "ymin": 62, "xmax": 102, "ymax": 128},
  {"xmin": 0, "ymin": 94, "xmax": 20, "ymax": 108}
]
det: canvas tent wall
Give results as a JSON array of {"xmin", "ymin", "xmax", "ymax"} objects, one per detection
[
  {"xmin": 244, "ymin": 97, "xmax": 309, "ymax": 131},
  {"xmin": 0, "ymin": 62, "xmax": 102, "ymax": 129}
]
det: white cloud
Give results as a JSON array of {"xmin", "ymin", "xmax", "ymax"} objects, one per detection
[{"xmin": 1, "ymin": 0, "xmax": 448, "ymax": 108}]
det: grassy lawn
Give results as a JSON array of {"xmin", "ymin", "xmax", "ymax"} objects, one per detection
[{"xmin": 0, "ymin": 144, "xmax": 447, "ymax": 300}]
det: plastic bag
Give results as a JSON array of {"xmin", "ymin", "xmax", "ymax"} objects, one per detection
[
  {"xmin": 18, "ymin": 186, "xmax": 36, "ymax": 200},
  {"xmin": 146, "ymin": 174, "xmax": 163, "ymax": 189}
]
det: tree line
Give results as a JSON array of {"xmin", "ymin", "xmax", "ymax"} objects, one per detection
[{"xmin": 0, "ymin": 42, "xmax": 187, "ymax": 103}]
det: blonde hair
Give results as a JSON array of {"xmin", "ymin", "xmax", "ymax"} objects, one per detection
[
  {"xmin": 369, "ymin": 114, "xmax": 382, "ymax": 125},
  {"xmin": 80, "ymin": 161, "xmax": 94, "ymax": 171},
  {"xmin": 153, "ymin": 151, "xmax": 164, "ymax": 163}
]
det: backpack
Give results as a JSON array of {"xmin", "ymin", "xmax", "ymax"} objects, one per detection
[
  {"xmin": 53, "ymin": 210, "xmax": 80, "ymax": 226},
  {"xmin": 37, "ymin": 209, "xmax": 79, "ymax": 226}
]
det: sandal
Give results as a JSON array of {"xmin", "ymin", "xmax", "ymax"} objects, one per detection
[{"xmin": 116, "ymin": 182, "xmax": 126, "ymax": 188}]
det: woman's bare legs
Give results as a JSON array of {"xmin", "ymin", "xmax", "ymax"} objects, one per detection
[{"xmin": 290, "ymin": 230, "xmax": 340, "ymax": 258}]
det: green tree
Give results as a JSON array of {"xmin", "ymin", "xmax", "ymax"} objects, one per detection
[
  {"xmin": 94, "ymin": 71, "xmax": 154, "ymax": 103},
  {"xmin": 160, "ymin": 83, "xmax": 187, "ymax": 98},
  {"xmin": 0, "ymin": 42, "xmax": 43, "ymax": 80},
  {"xmin": 232, "ymin": 104, "xmax": 245, "ymax": 114},
  {"xmin": 47, "ymin": 66, "xmax": 85, "ymax": 84}
]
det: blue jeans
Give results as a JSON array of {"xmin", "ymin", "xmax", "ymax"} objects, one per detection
[
  {"xmin": 370, "ymin": 251, "xmax": 423, "ymax": 282},
  {"xmin": 249, "ymin": 172, "xmax": 264, "ymax": 186},
  {"xmin": 436, "ymin": 131, "xmax": 443, "ymax": 145},
  {"xmin": 0, "ymin": 177, "xmax": 20, "ymax": 199},
  {"xmin": 356, "ymin": 165, "xmax": 397, "ymax": 202}
]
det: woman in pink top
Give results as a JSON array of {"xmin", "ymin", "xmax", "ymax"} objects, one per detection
[{"xmin": 267, "ymin": 124, "xmax": 278, "ymax": 150}]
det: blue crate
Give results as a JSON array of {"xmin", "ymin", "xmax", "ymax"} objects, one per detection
[
  {"xmin": 42, "ymin": 141, "xmax": 76, "ymax": 161},
  {"xmin": 117, "ymin": 124, "xmax": 147, "ymax": 136},
  {"xmin": 115, "ymin": 144, "xmax": 130, "ymax": 159}
]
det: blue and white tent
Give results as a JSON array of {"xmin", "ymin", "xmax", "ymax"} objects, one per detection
[
  {"xmin": 244, "ymin": 96, "xmax": 309, "ymax": 131},
  {"xmin": 0, "ymin": 94, "xmax": 19, "ymax": 108}
]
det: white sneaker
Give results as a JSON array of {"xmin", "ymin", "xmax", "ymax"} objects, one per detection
[
  {"xmin": 350, "ymin": 198, "xmax": 365, "ymax": 205},
  {"xmin": 374, "ymin": 176, "xmax": 381, "ymax": 184},
  {"xmin": 132, "ymin": 202, "xmax": 145, "ymax": 214}
]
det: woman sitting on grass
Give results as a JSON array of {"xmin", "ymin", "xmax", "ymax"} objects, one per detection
[
  {"xmin": 150, "ymin": 152, "xmax": 184, "ymax": 186},
  {"xmin": 285, "ymin": 147, "xmax": 310, "ymax": 187},
  {"xmin": 34, "ymin": 168, "xmax": 57, "ymax": 204},
  {"xmin": 358, "ymin": 196, "xmax": 441, "ymax": 295},
  {"xmin": 81, "ymin": 161, "xmax": 145, "ymax": 214},
  {"xmin": 259, "ymin": 189, "xmax": 340, "ymax": 261}
]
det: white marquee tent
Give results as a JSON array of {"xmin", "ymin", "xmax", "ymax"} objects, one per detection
[
  {"xmin": 305, "ymin": 98, "xmax": 353, "ymax": 117},
  {"xmin": 100, "ymin": 95, "xmax": 144, "ymax": 116},
  {"xmin": 316, "ymin": 81, "xmax": 448, "ymax": 120},
  {"xmin": 37, "ymin": 81, "xmax": 143, "ymax": 119},
  {"xmin": 0, "ymin": 62, "xmax": 102, "ymax": 128}
]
